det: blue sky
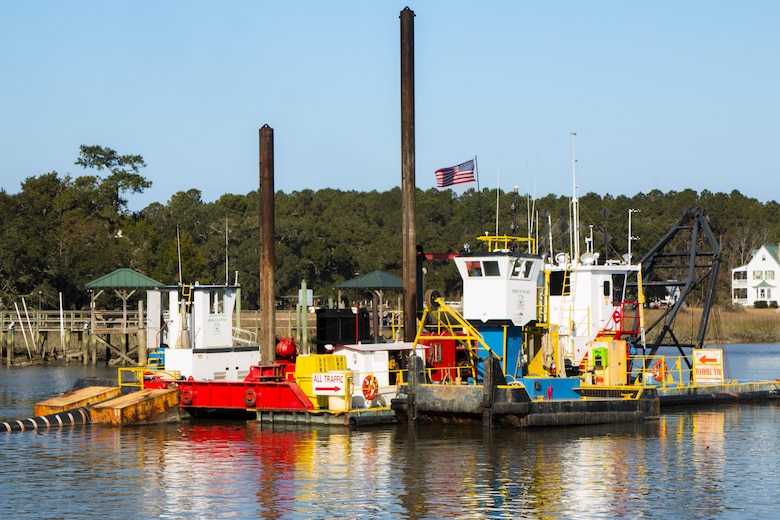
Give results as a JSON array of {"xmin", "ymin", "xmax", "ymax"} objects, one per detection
[{"xmin": 2, "ymin": 1, "xmax": 778, "ymax": 211}]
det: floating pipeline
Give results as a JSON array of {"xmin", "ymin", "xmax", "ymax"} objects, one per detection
[{"xmin": 1, "ymin": 407, "xmax": 91, "ymax": 433}]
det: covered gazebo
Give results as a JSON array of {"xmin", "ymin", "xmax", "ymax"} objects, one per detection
[
  {"xmin": 84, "ymin": 268, "xmax": 163, "ymax": 364},
  {"xmin": 334, "ymin": 270, "xmax": 403, "ymax": 342}
]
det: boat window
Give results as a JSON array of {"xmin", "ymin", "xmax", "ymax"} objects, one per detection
[
  {"xmin": 210, "ymin": 291, "xmax": 224, "ymax": 314},
  {"xmin": 483, "ymin": 261, "xmax": 500, "ymax": 277},
  {"xmin": 549, "ymin": 271, "xmax": 570, "ymax": 296},
  {"xmin": 511, "ymin": 260, "xmax": 535, "ymax": 279},
  {"xmin": 603, "ymin": 280, "xmax": 611, "ymax": 298},
  {"xmin": 428, "ymin": 343, "xmax": 443, "ymax": 364},
  {"xmin": 466, "ymin": 261, "xmax": 483, "ymax": 277},
  {"xmin": 612, "ymin": 274, "xmax": 625, "ymax": 303}
]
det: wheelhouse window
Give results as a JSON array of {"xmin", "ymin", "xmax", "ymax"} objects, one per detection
[
  {"xmin": 611, "ymin": 274, "xmax": 625, "ymax": 303},
  {"xmin": 210, "ymin": 291, "xmax": 224, "ymax": 314},
  {"xmin": 511, "ymin": 259, "xmax": 534, "ymax": 279},
  {"xmin": 466, "ymin": 261, "xmax": 483, "ymax": 277},
  {"xmin": 483, "ymin": 261, "xmax": 500, "ymax": 277}
]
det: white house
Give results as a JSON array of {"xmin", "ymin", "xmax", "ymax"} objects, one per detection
[{"xmin": 731, "ymin": 245, "xmax": 779, "ymax": 307}]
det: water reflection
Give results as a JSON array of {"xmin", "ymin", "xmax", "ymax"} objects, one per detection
[
  {"xmin": 4, "ymin": 407, "xmax": 780, "ymax": 518},
  {"xmin": 2, "ymin": 352, "xmax": 780, "ymax": 518}
]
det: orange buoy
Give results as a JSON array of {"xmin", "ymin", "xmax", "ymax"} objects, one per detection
[
  {"xmin": 361, "ymin": 375, "xmax": 379, "ymax": 401},
  {"xmin": 652, "ymin": 360, "xmax": 668, "ymax": 382}
]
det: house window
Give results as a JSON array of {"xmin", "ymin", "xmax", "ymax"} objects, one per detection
[
  {"xmin": 758, "ymin": 288, "xmax": 768, "ymax": 299},
  {"xmin": 733, "ymin": 288, "xmax": 747, "ymax": 299},
  {"xmin": 766, "ymin": 271, "xmax": 775, "ymax": 280},
  {"xmin": 733, "ymin": 271, "xmax": 747, "ymax": 280},
  {"xmin": 753, "ymin": 271, "xmax": 763, "ymax": 280}
]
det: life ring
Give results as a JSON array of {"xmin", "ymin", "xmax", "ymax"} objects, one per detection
[
  {"xmin": 179, "ymin": 388, "xmax": 193, "ymax": 406},
  {"xmin": 361, "ymin": 375, "xmax": 379, "ymax": 401},
  {"xmin": 652, "ymin": 360, "xmax": 667, "ymax": 382},
  {"xmin": 244, "ymin": 388, "xmax": 257, "ymax": 408}
]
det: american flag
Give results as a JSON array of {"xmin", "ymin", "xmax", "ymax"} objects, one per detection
[{"xmin": 435, "ymin": 159, "xmax": 476, "ymax": 188}]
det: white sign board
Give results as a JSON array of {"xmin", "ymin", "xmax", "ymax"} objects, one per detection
[
  {"xmin": 312, "ymin": 372, "xmax": 348, "ymax": 396},
  {"xmin": 693, "ymin": 348, "xmax": 724, "ymax": 384}
]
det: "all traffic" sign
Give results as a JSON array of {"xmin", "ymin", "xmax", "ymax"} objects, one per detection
[
  {"xmin": 312, "ymin": 372, "xmax": 349, "ymax": 396},
  {"xmin": 693, "ymin": 348, "xmax": 724, "ymax": 384}
]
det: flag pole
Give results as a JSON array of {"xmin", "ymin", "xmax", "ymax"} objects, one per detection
[
  {"xmin": 475, "ymin": 155, "xmax": 484, "ymax": 232},
  {"xmin": 475, "ymin": 155, "xmax": 480, "ymax": 193},
  {"xmin": 495, "ymin": 167, "xmax": 500, "ymax": 236}
]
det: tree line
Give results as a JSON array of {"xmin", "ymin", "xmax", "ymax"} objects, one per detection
[{"xmin": 2, "ymin": 146, "xmax": 778, "ymax": 312}]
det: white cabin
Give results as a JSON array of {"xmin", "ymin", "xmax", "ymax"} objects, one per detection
[{"xmin": 453, "ymin": 252, "xmax": 543, "ymax": 327}]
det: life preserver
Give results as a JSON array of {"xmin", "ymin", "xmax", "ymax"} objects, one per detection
[
  {"xmin": 179, "ymin": 388, "xmax": 193, "ymax": 406},
  {"xmin": 652, "ymin": 360, "xmax": 667, "ymax": 382},
  {"xmin": 244, "ymin": 388, "xmax": 257, "ymax": 408},
  {"xmin": 361, "ymin": 375, "xmax": 379, "ymax": 401}
]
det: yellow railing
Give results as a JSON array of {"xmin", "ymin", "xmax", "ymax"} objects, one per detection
[
  {"xmin": 423, "ymin": 365, "xmax": 473, "ymax": 384},
  {"xmin": 118, "ymin": 367, "xmax": 149, "ymax": 390},
  {"xmin": 118, "ymin": 366, "xmax": 180, "ymax": 390},
  {"xmin": 627, "ymin": 355, "xmax": 736, "ymax": 389},
  {"xmin": 476, "ymin": 234, "xmax": 535, "ymax": 253}
]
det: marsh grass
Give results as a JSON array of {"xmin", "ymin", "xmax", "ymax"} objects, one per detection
[{"xmin": 645, "ymin": 306, "xmax": 780, "ymax": 344}]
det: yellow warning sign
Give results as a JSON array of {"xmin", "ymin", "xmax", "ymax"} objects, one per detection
[{"xmin": 693, "ymin": 348, "xmax": 724, "ymax": 384}]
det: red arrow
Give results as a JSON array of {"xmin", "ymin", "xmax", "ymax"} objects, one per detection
[
  {"xmin": 315, "ymin": 386, "xmax": 342, "ymax": 392},
  {"xmin": 697, "ymin": 355, "xmax": 717, "ymax": 363}
]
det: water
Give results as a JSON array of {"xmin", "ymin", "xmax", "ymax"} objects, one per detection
[{"xmin": 2, "ymin": 345, "xmax": 780, "ymax": 519}]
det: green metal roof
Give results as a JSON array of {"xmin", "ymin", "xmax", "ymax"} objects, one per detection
[
  {"xmin": 85, "ymin": 268, "xmax": 163, "ymax": 289},
  {"xmin": 768, "ymin": 245, "xmax": 780, "ymax": 263},
  {"xmin": 753, "ymin": 280, "xmax": 776, "ymax": 289},
  {"xmin": 751, "ymin": 245, "xmax": 780, "ymax": 263},
  {"xmin": 334, "ymin": 270, "xmax": 403, "ymax": 289}
]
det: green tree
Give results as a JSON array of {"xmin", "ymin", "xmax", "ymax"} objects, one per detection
[{"xmin": 75, "ymin": 145, "xmax": 151, "ymax": 215}]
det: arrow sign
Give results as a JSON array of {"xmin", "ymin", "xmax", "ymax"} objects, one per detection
[
  {"xmin": 314, "ymin": 385, "xmax": 342, "ymax": 393},
  {"xmin": 312, "ymin": 372, "xmax": 349, "ymax": 396},
  {"xmin": 693, "ymin": 349, "xmax": 723, "ymax": 384}
]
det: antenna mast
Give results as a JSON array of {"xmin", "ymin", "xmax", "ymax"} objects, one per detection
[
  {"xmin": 176, "ymin": 225, "xmax": 183, "ymax": 286},
  {"xmin": 225, "ymin": 214, "xmax": 229, "ymax": 285},
  {"xmin": 571, "ymin": 132, "xmax": 580, "ymax": 263}
]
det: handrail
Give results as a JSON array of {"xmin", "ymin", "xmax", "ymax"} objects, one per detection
[
  {"xmin": 118, "ymin": 367, "xmax": 149, "ymax": 390},
  {"xmin": 476, "ymin": 234, "xmax": 536, "ymax": 254},
  {"xmin": 627, "ymin": 354, "xmax": 737, "ymax": 389}
]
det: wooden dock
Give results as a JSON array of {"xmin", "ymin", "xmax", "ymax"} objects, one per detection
[{"xmin": 0, "ymin": 309, "xmax": 318, "ymax": 366}]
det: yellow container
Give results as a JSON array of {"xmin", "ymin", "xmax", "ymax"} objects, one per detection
[{"xmin": 295, "ymin": 355, "xmax": 347, "ymax": 409}]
